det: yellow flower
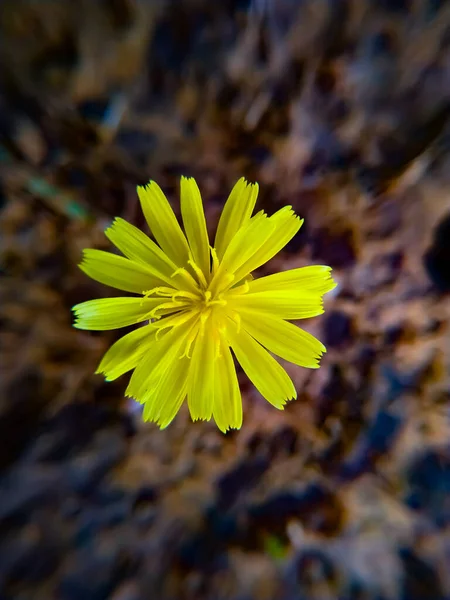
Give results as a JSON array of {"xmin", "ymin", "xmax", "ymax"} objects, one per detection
[{"xmin": 73, "ymin": 177, "xmax": 336, "ymax": 432}]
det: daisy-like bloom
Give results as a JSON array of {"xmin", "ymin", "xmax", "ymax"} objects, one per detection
[{"xmin": 73, "ymin": 178, "xmax": 336, "ymax": 432}]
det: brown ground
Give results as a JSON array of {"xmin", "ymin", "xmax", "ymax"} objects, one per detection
[{"xmin": 0, "ymin": 1, "xmax": 450, "ymax": 599}]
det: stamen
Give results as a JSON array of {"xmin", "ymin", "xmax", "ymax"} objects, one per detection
[
  {"xmin": 179, "ymin": 326, "xmax": 198, "ymax": 359},
  {"xmin": 209, "ymin": 271, "xmax": 235, "ymax": 297},
  {"xmin": 188, "ymin": 254, "xmax": 208, "ymax": 289},
  {"xmin": 229, "ymin": 280, "xmax": 250, "ymax": 296},
  {"xmin": 171, "ymin": 267, "xmax": 198, "ymax": 293},
  {"xmin": 155, "ymin": 328, "xmax": 168, "ymax": 341},
  {"xmin": 172, "ymin": 290, "xmax": 200, "ymax": 302},
  {"xmin": 145, "ymin": 311, "xmax": 161, "ymax": 322},
  {"xmin": 200, "ymin": 289, "xmax": 227, "ymax": 308},
  {"xmin": 148, "ymin": 300, "xmax": 190, "ymax": 319},
  {"xmin": 223, "ymin": 273, "xmax": 235, "ymax": 287},
  {"xmin": 141, "ymin": 288, "xmax": 158, "ymax": 303},
  {"xmin": 142, "ymin": 286, "xmax": 177, "ymax": 299},
  {"xmin": 153, "ymin": 310, "xmax": 197, "ymax": 337},
  {"xmin": 210, "ymin": 246, "xmax": 219, "ymax": 276}
]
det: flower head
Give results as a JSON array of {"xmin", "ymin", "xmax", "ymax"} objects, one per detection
[{"xmin": 73, "ymin": 177, "xmax": 336, "ymax": 431}]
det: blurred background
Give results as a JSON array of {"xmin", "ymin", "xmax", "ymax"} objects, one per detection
[{"xmin": 1, "ymin": 0, "xmax": 450, "ymax": 599}]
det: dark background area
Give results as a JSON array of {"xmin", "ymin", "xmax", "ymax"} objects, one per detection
[{"xmin": 0, "ymin": 1, "xmax": 449, "ymax": 599}]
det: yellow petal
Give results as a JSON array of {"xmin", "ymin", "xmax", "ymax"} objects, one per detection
[
  {"xmin": 226, "ymin": 323, "xmax": 296, "ymax": 408},
  {"xmin": 105, "ymin": 218, "xmax": 178, "ymax": 285},
  {"xmin": 79, "ymin": 249, "xmax": 160, "ymax": 294},
  {"xmin": 248, "ymin": 265, "xmax": 336, "ymax": 295},
  {"xmin": 152, "ymin": 309, "xmax": 200, "ymax": 336},
  {"xmin": 126, "ymin": 316, "xmax": 198, "ymax": 400},
  {"xmin": 142, "ymin": 355, "xmax": 190, "ymax": 429},
  {"xmin": 232, "ymin": 207, "xmax": 303, "ymax": 282},
  {"xmin": 212, "ymin": 334, "xmax": 243, "ymax": 432},
  {"xmin": 210, "ymin": 213, "xmax": 275, "ymax": 294},
  {"xmin": 239, "ymin": 312, "xmax": 326, "ymax": 368},
  {"xmin": 214, "ymin": 178, "xmax": 259, "ymax": 259},
  {"xmin": 96, "ymin": 323, "xmax": 156, "ymax": 381},
  {"xmin": 73, "ymin": 297, "xmax": 162, "ymax": 330},
  {"xmin": 187, "ymin": 330, "xmax": 215, "ymax": 422},
  {"xmin": 180, "ymin": 177, "xmax": 210, "ymax": 275},
  {"xmin": 228, "ymin": 290, "xmax": 324, "ymax": 320},
  {"xmin": 137, "ymin": 181, "xmax": 190, "ymax": 266}
]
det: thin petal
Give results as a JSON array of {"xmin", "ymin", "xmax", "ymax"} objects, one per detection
[
  {"xmin": 142, "ymin": 355, "xmax": 190, "ymax": 429},
  {"xmin": 232, "ymin": 207, "xmax": 303, "ymax": 282},
  {"xmin": 226, "ymin": 323, "xmax": 296, "ymax": 408},
  {"xmin": 248, "ymin": 265, "xmax": 337, "ymax": 295},
  {"xmin": 214, "ymin": 178, "xmax": 259, "ymax": 259},
  {"xmin": 72, "ymin": 297, "xmax": 162, "ymax": 330},
  {"xmin": 228, "ymin": 290, "xmax": 324, "ymax": 320},
  {"xmin": 105, "ymin": 218, "xmax": 178, "ymax": 285},
  {"xmin": 96, "ymin": 323, "xmax": 156, "ymax": 381},
  {"xmin": 238, "ymin": 312, "xmax": 326, "ymax": 368},
  {"xmin": 212, "ymin": 334, "xmax": 243, "ymax": 432},
  {"xmin": 79, "ymin": 249, "xmax": 160, "ymax": 294},
  {"xmin": 152, "ymin": 309, "xmax": 200, "ymax": 335},
  {"xmin": 126, "ymin": 316, "xmax": 198, "ymax": 400},
  {"xmin": 210, "ymin": 213, "xmax": 275, "ymax": 293},
  {"xmin": 180, "ymin": 177, "xmax": 210, "ymax": 275},
  {"xmin": 137, "ymin": 181, "xmax": 190, "ymax": 266},
  {"xmin": 187, "ymin": 330, "xmax": 215, "ymax": 422}
]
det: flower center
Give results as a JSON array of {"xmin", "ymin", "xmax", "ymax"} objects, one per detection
[{"xmin": 200, "ymin": 289, "xmax": 226, "ymax": 310}]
